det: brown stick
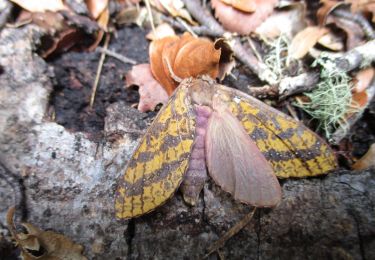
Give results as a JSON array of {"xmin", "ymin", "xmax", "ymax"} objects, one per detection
[
  {"xmin": 204, "ymin": 207, "xmax": 257, "ymax": 258},
  {"xmin": 278, "ymin": 72, "xmax": 320, "ymax": 99},
  {"xmin": 334, "ymin": 39, "xmax": 375, "ymax": 72},
  {"xmin": 278, "ymin": 40, "xmax": 375, "ymax": 98},
  {"xmin": 247, "ymin": 84, "xmax": 279, "ymax": 99},
  {"xmin": 90, "ymin": 33, "xmax": 110, "ymax": 108}
]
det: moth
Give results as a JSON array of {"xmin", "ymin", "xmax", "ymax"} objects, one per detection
[{"xmin": 115, "ymin": 76, "xmax": 337, "ymax": 219}]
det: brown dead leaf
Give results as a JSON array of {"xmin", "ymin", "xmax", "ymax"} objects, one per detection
[
  {"xmin": 352, "ymin": 143, "xmax": 375, "ymax": 170},
  {"xmin": 151, "ymin": 0, "xmax": 196, "ymax": 24},
  {"xmin": 347, "ymin": 0, "xmax": 375, "ymax": 22},
  {"xmin": 31, "ymin": 11, "xmax": 65, "ymax": 33},
  {"xmin": 28, "ymin": 11, "xmax": 100, "ymax": 57},
  {"xmin": 117, "ymin": 0, "xmax": 142, "ymax": 5},
  {"xmin": 353, "ymin": 67, "xmax": 375, "ymax": 93},
  {"xmin": 97, "ymin": 6, "xmax": 109, "ymax": 31},
  {"xmin": 149, "ymin": 35, "xmax": 180, "ymax": 94},
  {"xmin": 317, "ymin": 0, "xmax": 346, "ymax": 26},
  {"xmin": 173, "ymin": 37, "xmax": 221, "ymax": 78},
  {"xmin": 115, "ymin": 6, "xmax": 148, "ymax": 27},
  {"xmin": 211, "ymin": 0, "xmax": 278, "ymax": 35},
  {"xmin": 7, "ymin": 207, "xmax": 87, "ymax": 260},
  {"xmin": 214, "ymin": 38, "xmax": 236, "ymax": 80},
  {"xmin": 351, "ymin": 91, "xmax": 369, "ymax": 109},
  {"xmin": 146, "ymin": 23, "xmax": 176, "ymax": 40},
  {"xmin": 289, "ymin": 26, "xmax": 329, "ymax": 60},
  {"xmin": 86, "ymin": 0, "xmax": 109, "ymax": 19},
  {"xmin": 9, "ymin": 0, "xmax": 67, "ymax": 12},
  {"xmin": 220, "ymin": 0, "xmax": 257, "ymax": 13},
  {"xmin": 317, "ymin": 32, "xmax": 344, "ymax": 51},
  {"xmin": 255, "ymin": 2, "xmax": 307, "ymax": 39},
  {"xmin": 126, "ymin": 64, "xmax": 169, "ymax": 112},
  {"xmin": 150, "ymin": 33, "xmax": 222, "ymax": 94},
  {"xmin": 326, "ymin": 15, "xmax": 365, "ymax": 49}
]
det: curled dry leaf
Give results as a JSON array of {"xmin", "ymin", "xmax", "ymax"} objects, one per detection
[
  {"xmin": 317, "ymin": 32, "xmax": 344, "ymax": 51},
  {"xmin": 28, "ymin": 11, "xmax": 100, "ymax": 58},
  {"xmin": 353, "ymin": 67, "xmax": 375, "ymax": 93},
  {"xmin": 97, "ymin": 6, "xmax": 109, "ymax": 31},
  {"xmin": 126, "ymin": 64, "xmax": 169, "ymax": 112},
  {"xmin": 255, "ymin": 3, "xmax": 307, "ymax": 39},
  {"xmin": 342, "ymin": 67, "xmax": 374, "ymax": 128},
  {"xmin": 351, "ymin": 91, "xmax": 369, "ymax": 109},
  {"xmin": 6, "ymin": 207, "xmax": 87, "ymax": 260},
  {"xmin": 352, "ymin": 143, "xmax": 375, "ymax": 170},
  {"xmin": 9, "ymin": 0, "xmax": 67, "ymax": 13},
  {"xmin": 150, "ymin": 33, "xmax": 222, "ymax": 94},
  {"xmin": 326, "ymin": 15, "xmax": 366, "ymax": 50},
  {"xmin": 211, "ymin": 0, "xmax": 278, "ymax": 35},
  {"xmin": 214, "ymin": 38, "xmax": 236, "ymax": 80},
  {"xmin": 220, "ymin": 0, "xmax": 257, "ymax": 13},
  {"xmin": 146, "ymin": 23, "xmax": 176, "ymax": 40},
  {"xmin": 86, "ymin": 0, "xmax": 109, "ymax": 19},
  {"xmin": 347, "ymin": 0, "xmax": 375, "ymax": 22},
  {"xmin": 317, "ymin": 0, "xmax": 346, "ymax": 26},
  {"xmin": 289, "ymin": 26, "xmax": 329, "ymax": 60}
]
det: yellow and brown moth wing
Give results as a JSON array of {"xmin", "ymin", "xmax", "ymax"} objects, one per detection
[
  {"xmin": 216, "ymin": 84, "xmax": 337, "ymax": 178},
  {"xmin": 115, "ymin": 84, "xmax": 195, "ymax": 219}
]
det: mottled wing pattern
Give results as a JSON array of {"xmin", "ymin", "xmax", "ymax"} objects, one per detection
[
  {"xmin": 216, "ymin": 84, "xmax": 337, "ymax": 178},
  {"xmin": 115, "ymin": 84, "xmax": 196, "ymax": 219}
]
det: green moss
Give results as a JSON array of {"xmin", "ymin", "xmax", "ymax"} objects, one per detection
[
  {"xmin": 295, "ymin": 54, "xmax": 357, "ymax": 139},
  {"xmin": 263, "ymin": 35, "xmax": 290, "ymax": 82}
]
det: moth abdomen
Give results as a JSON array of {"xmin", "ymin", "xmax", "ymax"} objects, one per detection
[{"xmin": 180, "ymin": 105, "xmax": 212, "ymax": 206}]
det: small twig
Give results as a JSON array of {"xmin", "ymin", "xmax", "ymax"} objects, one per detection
[
  {"xmin": 164, "ymin": 57, "xmax": 183, "ymax": 83},
  {"xmin": 280, "ymin": 41, "xmax": 375, "ymax": 99},
  {"xmin": 333, "ymin": 8, "xmax": 375, "ymax": 40},
  {"xmin": 176, "ymin": 17, "xmax": 197, "ymax": 37},
  {"xmin": 145, "ymin": 0, "xmax": 156, "ymax": 34},
  {"xmin": 278, "ymin": 72, "xmax": 320, "ymax": 99},
  {"xmin": 286, "ymin": 102, "xmax": 300, "ymax": 121},
  {"xmin": 96, "ymin": 47, "xmax": 137, "ymax": 65},
  {"xmin": 181, "ymin": 0, "xmax": 225, "ymax": 36},
  {"xmin": 334, "ymin": 39, "xmax": 375, "ymax": 72},
  {"xmin": 247, "ymin": 37, "xmax": 263, "ymax": 63},
  {"xmin": 161, "ymin": 15, "xmax": 222, "ymax": 37},
  {"xmin": 204, "ymin": 207, "xmax": 257, "ymax": 258},
  {"xmin": 247, "ymin": 84, "xmax": 279, "ymax": 99},
  {"xmin": 90, "ymin": 33, "xmax": 110, "ymax": 108}
]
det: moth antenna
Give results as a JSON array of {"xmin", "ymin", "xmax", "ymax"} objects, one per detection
[{"xmin": 163, "ymin": 57, "xmax": 183, "ymax": 83}]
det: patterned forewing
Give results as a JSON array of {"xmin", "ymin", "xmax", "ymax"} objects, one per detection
[
  {"xmin": 115, "ymin": 86, "xmax": 195, "ymax": 219},
  {"xmin": 217, "ymin": 85, "xmax": 337, "ymax": 178}
]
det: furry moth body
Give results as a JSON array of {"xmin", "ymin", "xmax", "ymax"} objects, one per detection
[{"xmin": 115, "ymin": 76, "xmax": 337, "ymax": 219}]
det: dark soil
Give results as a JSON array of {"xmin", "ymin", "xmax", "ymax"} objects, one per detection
[{"xmin": 48, "ymin": 26, "xmax": 149, "ymax": 138}]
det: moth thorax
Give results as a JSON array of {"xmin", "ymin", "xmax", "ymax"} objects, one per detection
[
  {"xmin": 189, "ymin": 78, "xmax": 216, "ymax": 106},
  {"xmin": 180, "ymin": 105, "xmax": 211, "ymax": 206}
]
